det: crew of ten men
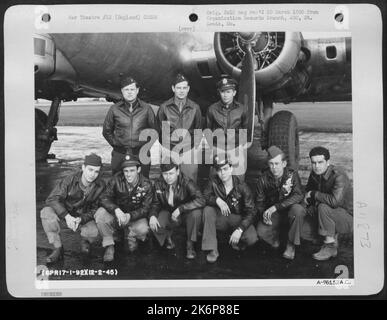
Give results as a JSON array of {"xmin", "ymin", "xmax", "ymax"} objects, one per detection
[{"xmin": 41, "ymin": 74, "xmax": 353, "ymax": 265}]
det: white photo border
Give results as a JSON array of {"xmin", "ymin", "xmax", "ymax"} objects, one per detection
[{"xmin": 4, "ymin": 4, "xmax": 384, "ymax": 297}]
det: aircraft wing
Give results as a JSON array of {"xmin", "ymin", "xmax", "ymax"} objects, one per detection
[{"xmin": 34, "ymin": 32, "xmax": 351, "ymax": 105}]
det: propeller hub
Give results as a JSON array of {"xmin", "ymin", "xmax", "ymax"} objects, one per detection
[
  {"xmin": 237, "ymin": 32, "xmax": 270, "ymax": 54},
  {"xmin": 238, "ymin": 32, "xmax": 257, "ymax": 42}
]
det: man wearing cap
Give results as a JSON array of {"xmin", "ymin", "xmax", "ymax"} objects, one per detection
[
  {"xmin": 40, "ymin": 154, "xmax": 106, "ymax": 264},
  {"xmin": 149, "ymin": 159, "xmax": 205, "ymax": 259},
  {"xmin": 103, "ymin": 76, "xmax": 158, "ymax": 177},
  {"xmin": 206, "ymin": 77, "xmax": 249, "ymax": 179},
  {"xmin": 202, "ymin": 154, "xmax": 257, "ymax": 263},
  {"xmin": 255, "ymin": 146, "xmax": 304, "ymax": 260},
  {"xmin": 304, "ymin": 146, "xmax": 353, "ymax": 261},
  {"xmin": 157, "ymin": 73, "xmax": 202, "ymax": 183},
  {"xmin": 96, "ymin": 153, "xmax": 152, "ymax": 261}
]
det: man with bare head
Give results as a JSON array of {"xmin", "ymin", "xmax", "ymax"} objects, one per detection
[
  {"xmin": 103, "ymin": 76, "xmax": 157, "ymax": 177},
  {"xmin": 304, "ymin": 146, "xmax": 353, "ymax": 261}
]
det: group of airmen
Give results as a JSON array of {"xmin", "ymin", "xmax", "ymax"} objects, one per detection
[{"xmin": 40, "ymin": 73, "xmax": 353, "ymax": 266}]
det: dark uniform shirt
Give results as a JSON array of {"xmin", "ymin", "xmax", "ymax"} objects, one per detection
[
  {"xmin": 157, "ymin": 97, "xmax": 202, "ymax": 150},
  {"xmin": 45, "ymin": 170, "xmax": 106, "ymax": 223},
  {"xmin": 100, "ymin": 173, "xmax": 153, "ymax": 221},
  {"xmin": 255, "ymin": 167, "xmax": 303, "ymax": 217},
  {"xmin": 149, "ymin": 173, "xmax": 205, "ymax": 217},
  {"xmin": 306, "ymin": 165, "xmax": 353, "ymax": 214},
  {"xmin": 203, "ymin": 175, "xmax": 255, "ymax": 231},
  {"xmin": 206, "ymin": 100, "xmax": 248, "ymax": 148},
  {"xmin": 102, "ymin": 99, "xmax": 157, "ymax": 152}
]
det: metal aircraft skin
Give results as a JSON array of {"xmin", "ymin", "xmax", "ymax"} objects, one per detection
[
  {"xmin": 33, "ymin": 32, "xmax": 351, "ymax": 167},
  {"xmin": 34, "ymin": 32, "xmax": 351, "ymax": 105}
]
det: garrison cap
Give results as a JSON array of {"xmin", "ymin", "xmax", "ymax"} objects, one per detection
[
  {"xmin": 213, "ymin": 153, "xmax": 232, "ymax": 171},
  {"xmin": 267, "ymin": 145, "xmax": 285, "ymax": 161},
  {"xmin": 160, "ymin": 157, "xmax": 179, "ymax": 173},
  {"xmin": 84, "ymin": 153, "xmax": 102, "ymax": 167},
  {"xmin": 217, "ymin": 77, "xmax": 237, "ymax": 91},
  {"xmin": 173, "ymin": 73, "xmax": 189, "ymax": 86},
  {"xmin": 120, "ymin": 152, "xmax": 141, "ymax": 169},
  {"xmin": 120, "ymin": 76, "xmax": 138, "ymax": 89}
]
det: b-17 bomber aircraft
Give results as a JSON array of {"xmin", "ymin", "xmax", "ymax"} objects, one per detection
[{"xmin": 34, "ymin": 31, "xmax": 351, "ymax": 173}]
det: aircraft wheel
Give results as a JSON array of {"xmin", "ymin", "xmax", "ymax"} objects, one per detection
[
  {"xmin": 267, "ymin": 110, "xmax": 299, "ymax": 170},
  {"xmin": 35, "ymin": 108, "xmax": 56, "ymax": 161}
]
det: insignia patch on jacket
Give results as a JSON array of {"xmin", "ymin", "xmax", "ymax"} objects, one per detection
[
  {"xmin": 231, "ymin": 197, "xmax": 239, "ymax": 207},
  {"xmin": 281, "ymin": 174, "xmax": 293, "ymax": 197}
]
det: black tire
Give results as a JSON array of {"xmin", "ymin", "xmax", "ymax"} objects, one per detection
[
  {"xmin": 35, "ymin": 108, "xmax": 55, "ymax": 161},
  {"xmin": 35, "ymin": 108, "xmax": 48, "ymax": 132},
  {"xmin": 267, "ymin": 110, "xmax": 299, "ymax": 170}
]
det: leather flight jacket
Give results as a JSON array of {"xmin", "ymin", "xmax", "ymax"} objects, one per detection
[
  {"xmin": 157, "ymin": 97, "xmax": 202, "ymax": 150},
  {"xmin": 305, "ymin": 165, "xmax": 353, "ymax": 214},
  {"xmin": 100, "ymin": 173, "xmax": 153, "ymax": 221},
  {"xmin": 45, "ymin": 170, "xmax": 106, "ymax": 223},
  {"xmin": 203, "ymin": 175, "xmax": 255, "ymax": 231},
  {"xmin": 102, "ymin": 99, "xmax": 158, "ymax": 152},
  {"xmin": 149, "ymin": 173, "xmax": 205, "ymax": 217},
  {"xmin": 206, "ymin": 100, "xmax": 248, "ymax": 148},
  {"xmin": 254, "ymin": 167, "xmax": 304, "ymax": 217}
]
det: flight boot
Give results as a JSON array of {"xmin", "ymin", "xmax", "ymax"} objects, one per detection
[
  {"xmin": 206, "ymin": 249, "xmax": 219, "ymax": 263},
  {"xmin": 312, "ymin": 243, "xmax": 338, "ymax": 261},
  {"xmin": 271, "ymin": 238, "xmax": 280, "ymax": 249},
  {"xmin": 103, "ymin": 245, "xmax": 115, "ymax": 262},
  {"xmin": 46, "ymin": 246, "xmax": 64, "ymax": 264},
  {"xmin": 165, "ymin": 236, "xmax": 175, "ymax": 250},
  {"xmin": 282, "ymin": 242, "xmax": 295, "ymax": 260},
  {"xmin": 127, "ymin": 237, "xmax": 139, "ymax": 253},
  {"xmin": 80, "ymin": 239, "xmax": 90, "ymax": 255},
  {"xmin": 186, "ymin": 240, "xmax": 196, "ymax": 260}
]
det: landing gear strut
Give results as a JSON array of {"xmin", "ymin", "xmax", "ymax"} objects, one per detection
[
  {"xmin": 35, "ymin": 97, "xmax": 61, "ymax": 161},
  {"xmin": 235, "ymin": 35, "xmax": 300, "ymax": 176}
]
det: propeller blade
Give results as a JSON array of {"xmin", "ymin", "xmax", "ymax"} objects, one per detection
[{"xmin": 237, "ymin": 45, "xmax": 256, "ymax": 145}]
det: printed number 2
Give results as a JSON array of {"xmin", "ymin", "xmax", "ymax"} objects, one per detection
[
  {"xmin": 334, "ymin": 265, "xmax": 349, "ymax": 278},
  {"xmin": 35, "ymin": 5, "xmax": 49, "ymax": 30}
]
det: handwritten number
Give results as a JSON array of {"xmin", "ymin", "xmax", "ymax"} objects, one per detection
[{"xmin": 334, "ymin": 265, "xmax": 349, "ymax": 279}]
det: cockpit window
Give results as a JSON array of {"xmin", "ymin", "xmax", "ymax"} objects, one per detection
[{"xmin": 34, "ymin": 38, "xmax": 46, "ymax": 56}]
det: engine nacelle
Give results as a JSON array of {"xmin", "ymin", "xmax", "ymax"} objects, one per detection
[
  {"xmin": 34, "ymin": 34, "xmax": 55, "ymax": 78},
  {"xmin": 214, "ymin": 32, "xmax": 309, "ymax": 98},
  {"xmin": 34, "ymin": 33, "xmax": 77, "ymax": 100}
]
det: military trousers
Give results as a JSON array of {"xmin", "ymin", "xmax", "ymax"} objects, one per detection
[
  {"xmin": 94, "ymin": 207, "xmax": 150, "ymax": 247},
  {"xmin": 201, "ymin": 206, "xmax": 258, "ymax": 251},
  {"xmin": 307, "ymin": 203, "xmax": 353, "ymax": 238},
  {"xmin": 256, "ymin": 204, "xmax": 306, "ymax": 246},
  {"xmin": 40, "ymin": 206, "xmax": 100, "ymax": 249},
  {"xmin": 151, "ymin": 209, "xmax": 202, "ymax": 246}
]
